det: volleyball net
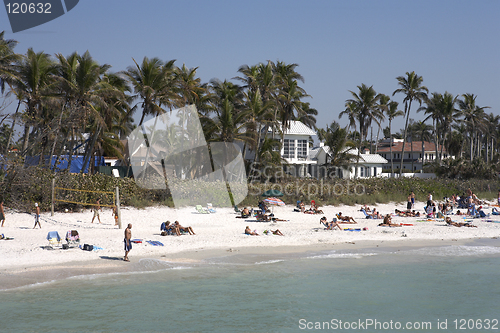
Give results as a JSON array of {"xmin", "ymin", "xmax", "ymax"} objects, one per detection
[{"xmin": 54, "ymin": 187, "xmax": 116, "ymax": 207}]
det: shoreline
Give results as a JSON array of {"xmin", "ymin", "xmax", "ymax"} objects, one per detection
[
  {"xmin": 2, "ymin": 236, "xmax": 499, "ymax": 291},
  {"xmin": 1, "ymin": 202, "xmax": 500, "ymax": 290}
]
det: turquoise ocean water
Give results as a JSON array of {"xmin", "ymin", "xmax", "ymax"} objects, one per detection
[{"xmin": 1, "ymin": 241, "xmax": 500, "ymax": 333}]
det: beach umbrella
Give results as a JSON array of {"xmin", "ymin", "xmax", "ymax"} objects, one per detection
[
  {"xmin": 263, "ymin": 197, "xmax": 285, "ymax": 214},
  {"xmin": 261, "ymin": 189, "xmax": 284, "ymax": 197}
]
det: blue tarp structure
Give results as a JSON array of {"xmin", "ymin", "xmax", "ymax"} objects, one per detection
[{"xmin": 25, "ymin": 155, "xmax": 105, "ymax": 173}]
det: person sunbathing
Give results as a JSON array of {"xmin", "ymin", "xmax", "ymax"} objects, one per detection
[
  {"xmin": 241, "ymin": 207, "xmax": 251, "ymax": 218},
  {"xmin": 370, "ymin": 208, "xmax": 382, "ymax": 219},
  {"xmin": 378, "ymin": 214, "xmax": 401, "ymax": 227},
  {"xmin": 161, "ymin": 221, "xmax": 180, "ymax": 236},
  {"xmin": 256, "ymin": 212, "xmax": 271, "ymax": 221},
  {"xmin": 360, "ymin": 205, "xmax": 372, "ymax": 213},
  {"xmin": 174, "ymin": 221, "xmax": 195, "ymax": 235},
  {"xmin": 320, "ymin": 216, "xmax": 342, "ymax": 230},
  {"xmin": 336, "ymin": 212, "xmax": 357, "ymax": 223},
  {"xmin": 264, "ymin": 229, "xmax": 284, "ymax": 236},
  {"xmin": 245, "ymin": 226, "xmax": 259, "ymax": 236},
  {"xmin": 445, "ymin": 217, "xmax": 477, "ymax": 228},
  {"xmin": 299, "ymin": 201, "xmax": 305, "ymax": 213}
]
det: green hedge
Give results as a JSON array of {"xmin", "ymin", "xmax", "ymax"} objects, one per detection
[{"xmin": 1, "ymin": 165, "xmax": 498, "ymax": 211}]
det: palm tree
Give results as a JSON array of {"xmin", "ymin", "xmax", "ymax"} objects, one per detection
[
  {"xmin": 294, "ymin": 101, "xmax": 317, "ymax": 130},
  {"xmin": 322, "ymin": 122, "xmax": 357, "ymax": 178},
  {"xmin": 484, "ymin": 113, "xmax": 500, "ymax": 162},
  {"xmin": 345, "ymin": 84, "xmax": 383, "ymax": 177},
  {"xmin": 437, "ymin": 92, "xmax": 458, "ymax": 160},
  {"xmin": 411, "ymin": 120, "xmax": 433, "ymax": 169},
  {"xmin": 375, "ymin": 94, "xmax": 390, "ymax": 153},
  {"xmin": 457, "ymin": 93, "xmax": 490, "ymax": 161},
  {"xmin": 241, "ymin": 89, "xmax": 275, "ymax": 162},
  {"xmin": 175, "ymin": 64, "xmax": 206, "ymax": 108},
  {"xmin": 123, "ymin": 57, "xmax": 177, "ymax": 126},
  {"xmin": 386, "ymin": 101, "xmax": 404, "ymax": 176},
  {"xmin": 393, "ymin": 71, "xmax": 428, "ymax": 175},
  {"xmin": 0, "ymin": 31, "xmax": 21, "ymax": 92},
  {"xmin": 13, "ymin": 48, "xmax": 58, "ymax": 156},
  {"xmin": 55, "ymin": 51, "xmax": 127, "ymax": 173}
]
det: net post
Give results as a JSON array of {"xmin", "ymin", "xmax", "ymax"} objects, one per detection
[
  {"xmin": 116, "ymin": 186, "xmax": 122, "ymax": 229},
  {"xmin": 51, "ymin": 178, "xmax": 55, "ymax": 216}
]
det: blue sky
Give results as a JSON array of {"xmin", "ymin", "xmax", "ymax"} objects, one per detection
[{"xmin": 1, "ymin": 0, "xmax": 499, "ymax": 135}]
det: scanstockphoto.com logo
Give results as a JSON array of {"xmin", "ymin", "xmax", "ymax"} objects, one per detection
[
  {"xmin": 127, "ymin": 105, "xmax": 249, "ymax": 208},
  {"xmin": 3, "ymin": 0, "xmax": 79, "ymax": 33}
]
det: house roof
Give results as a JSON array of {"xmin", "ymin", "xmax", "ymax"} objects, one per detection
[
  {"xmin": 350, "ymin": 148, "xmax": 388, "ymax": 164},
  {"xmin": 284, "ymin": 121, "xmax": 317, "ymax": 136},
  {"xmin": 312, "ymin": 146, "xmax": 388, "ymax": 164},
  {"xmin": 263, "ymin": 121, "xmax": 317, "ymax": 137},
  {"xmin": 377, "ymin": 141, "xmax": 447, "ymax": 154}
]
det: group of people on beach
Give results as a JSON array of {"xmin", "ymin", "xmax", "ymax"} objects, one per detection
[
  {"xmin": 296, "ymin": 200, "xmax": 324, "ymax": 214},
  {"xmin": 160, "ymin": 221, "xmax": 195, "ymax": 236}
]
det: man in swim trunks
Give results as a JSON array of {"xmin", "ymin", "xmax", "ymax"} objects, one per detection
[
  {"xmin": 0, "ymin": 201, "xmax": 5, "ymax": 227},
  {"xmin": 124, "ymin": 223, "xmax": 132, "ymax": 261}
]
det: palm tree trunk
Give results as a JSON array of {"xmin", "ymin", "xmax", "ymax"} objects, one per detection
[
  {"xmin": 470, "ymin": 129, "xmax": 474, "ymax": 161},
  {"xmin": 81, "ymin": 126, "xmax": 101, "ymax": 174},
  {"xmin": 21, "ymin": 124, "xmax": 30, "ymax": 156},
  {"xmin": 67, "ymin": 127, "xmax": 75, "ymax": 172},
  {"xmin": 5, "ymin": 99, "xmax": 21, "ymax": 154},
  {"xmin": 399, "ymin": 101, "xmax": 412, "ymax": 176},
  {"xmin": 389, "ymin": 121, "xmax": 394, "ymax": 177},
  {"xmin": 49, "ymin": 107, "xmax": 65, "ymax": 167},
  {"xmin": 410, "ymin": 133, "xmax": 414, "ymax": 172},
  {"xmin": 375, "ymin": 125, "xmax": 381, "ymax": 154}
]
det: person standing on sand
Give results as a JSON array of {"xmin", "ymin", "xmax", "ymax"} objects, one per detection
[
  {"xmin": 0, "ymin": 201, "xmax": 5, "ymax": 227},
  {"xmin": 33, "ymin": 203, "xmax": 41, "ymax": 229},
  {"xmin": 91, "ymin": 199, "xmax": 102, "ymax": 224},
  {"xmin": 411, "ymin": 191, "xmax": 415, "ymax": 209},
  {"xmin": 124, "ymin": 223, "xmax": 132, "ymax": 261},
  {"xmin": 112, "ymin": 205, "xmax": 119, "ymax": 226}
]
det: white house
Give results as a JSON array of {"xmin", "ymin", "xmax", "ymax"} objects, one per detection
[
  {"xmin": 243, "ymin": 121, "xmax": 388, "ymax": 179},
  {"xmin": 308, "ymin": 144, "xmax": 388, "ymax": 179},
  {"xmin": 377, "ymin": 138, "xmax": 454, "ymax": 172}
]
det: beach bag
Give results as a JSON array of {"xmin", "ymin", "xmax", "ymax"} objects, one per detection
[{"xmin": 83, "ymin": 244, "xmax": 93, "ymax": 251}]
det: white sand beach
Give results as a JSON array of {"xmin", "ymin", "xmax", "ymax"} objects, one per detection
[{"xmin": 1, "ymin": 201, "xmax": 500, "ymax": 288}]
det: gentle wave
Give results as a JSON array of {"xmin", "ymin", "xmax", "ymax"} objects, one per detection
[
  {"xmin": 305, "ymin": 252, "xmax": 378, "ymax": 260},
  {"xmin": 255, "ymin": 259, "xmax": 285, "ymax": 265},
  {"xmin": 400, "ymin": 245, "xmax": 500, "ymax": 257}
]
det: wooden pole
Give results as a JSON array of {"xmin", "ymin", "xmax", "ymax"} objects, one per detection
[
  {"xmin": 116, "ymin": 186, "xmax": 122, "ymax": 229},
  {"xmin": 51, "ymin": 178, "xmax": 55, "ymax": 216}
]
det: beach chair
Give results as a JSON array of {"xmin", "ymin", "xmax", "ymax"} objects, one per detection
[
  {"xmin": 46, "ymin": 231, "xmax": 62, "ymax": 248},
  {"xmin": 361, "ymin": 209, "xmax": 374, "ymax": 219},
  {"xmin": 207, "ymin": 203, "xmax": 216, "ymax": 213},
  {"xmin": 196, "ymin": 205, "xmax": 209, "ymax": 214},
  {"xmin": 65, "ymin": 230, "xmax": 80, "ymax": 248}
]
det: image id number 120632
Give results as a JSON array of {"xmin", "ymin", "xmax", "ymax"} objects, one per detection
[{"xmin": 5, "ymin": 3, "xmax": 52, "ymax": 14}]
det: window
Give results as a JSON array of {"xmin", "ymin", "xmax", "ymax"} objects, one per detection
[
  {"xmin": 297, "ymin": 140, "xmax": 307, "ymax": 158},
  {"xmin": 360, "ymin": 167, "xmax": 364, "ymax": 177},
  {"xmin": 373, "ymin": 167, "xmax": 377, "ymax": 176},
  {"xmin": 283, "ymin": 139, "xmax": 295, "ymax": 158}
]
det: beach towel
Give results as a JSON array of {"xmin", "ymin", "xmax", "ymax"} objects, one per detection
[{"xmin": 146, "ymin": 240, "xmax": 164, "ymax": 246}]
